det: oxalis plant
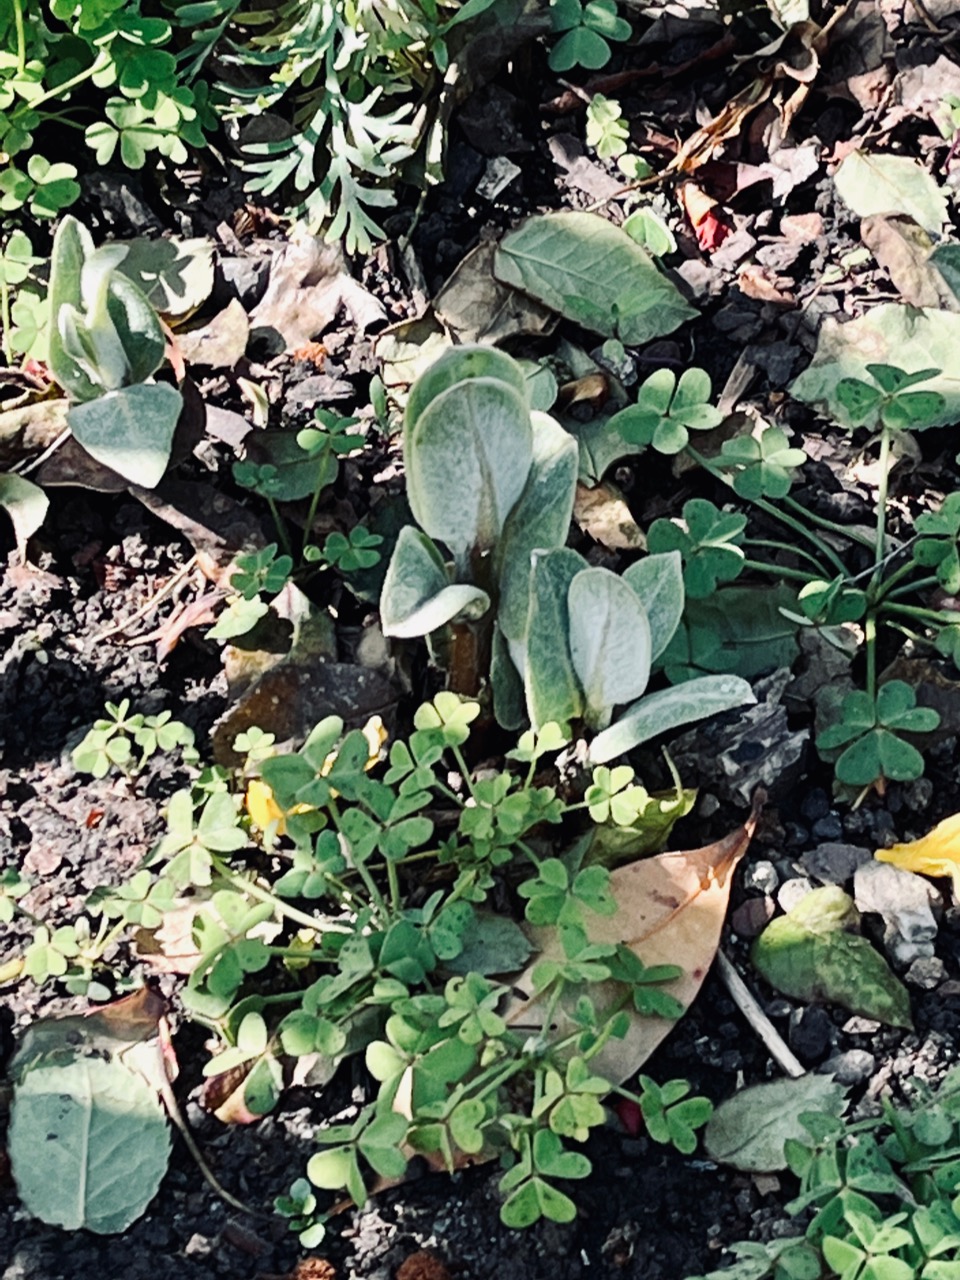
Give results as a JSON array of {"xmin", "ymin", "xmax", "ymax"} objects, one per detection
[
  {"xmin": 379, "ymin": 345, "xmax": 754, "ymax": 764},
  {"xmin": 691, "ymin": 1066, "xmax": 960, "ymax": 1280},
  {"xmin": 8, "ymin": 694, "xmax": 715, "ymax": 1237},
  {"xmin": 604, "ymin": 361, "xmax": 955, "ymax": 797}
]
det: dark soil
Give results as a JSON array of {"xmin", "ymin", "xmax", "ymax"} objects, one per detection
[{"xmin": 6, "ymin": 5, "xmax": 960, "ymax": 1279}]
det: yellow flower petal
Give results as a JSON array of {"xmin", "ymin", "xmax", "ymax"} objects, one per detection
[
  {"xmin": 246, "ymin": 778, "xmax": 288, "ymax": 835},
  {"xmin": 876, "ymin": 812, "xmax": 960, "ymax": 898},
  {"xmin": 246, "ymin": 779, "xmax": 313, "ymax": 837}
]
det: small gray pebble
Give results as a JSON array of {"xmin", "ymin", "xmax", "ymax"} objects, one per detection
[
  {"xmin": 906, "ymin": 957, "xmax": 947, "ymax": 989},
  {"xmin": 820, "ymin": 1049, "xmax": 875, "ymax": 1086},
  {"xmin": 744, "ymin": 859, "xmax": 779, "ymax": 894},
  {"xmin": 778, "ymin": 876, "xmax": 815, "ymax": 913}
]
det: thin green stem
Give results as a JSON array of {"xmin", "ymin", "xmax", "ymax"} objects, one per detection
[
  {"xmin": 451, "ymin": 743, "xmax": 479, "ymax": 802},
  {"xmin": 751, "ymin": 496, "xmax": 849, "ymax": 576},
  {"xmin": 1, "ymin": 279, "xmax": 11, "ymax": 365},
  {"xmin": 741, "ymin": 557, "xmax": 817, "ymax": 585},
  {"xmin": 266, "ymin": 497, "xmax": 294, "ymax": 560},
  {"xmin": 13, "ymin": 54, "xmax": 107, "ymax": 116},
  {"xmin": 865, "ymin": 612, "xmax": 877, "ymax": 701},
  {"xmin": 213, "ymin": 861, "xmax": 351, "ymax": 934},
  {"xmin": 327, "ymin": 799, "xmax": 389, "ymax": 921},
  {"xmin": 883, "ymin": 603, "xmax": 960, "ymax": 626},
  {"xmin": 686, "ymin": 445, "xmax": 850, "ymax": 574},
  {"xmin": 781, "ymin": 495, "xmax": 875, "ymax": 549},
  {"xmin": 882, "ymin": 575, "xmax": 940, "ymax": 603},
  {"xmin": 871, "ymin": 426, "xmax": 893, "ymax": 588},
  {"xmin": 386, "ymin": 859, "xmax": 401, "ymax": 913},
  {"xmin": 13, "ymin": 0, "xmax": 26, "ymax": 75},
  {"xmin": 301, "ymin": 464, "xmax": 328, "ymax": 560},
  {"xmin": 742, "ymin": 538, "xmax": 829, "ymax": 576}
]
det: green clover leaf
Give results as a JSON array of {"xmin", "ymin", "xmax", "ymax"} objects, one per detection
[{"xmin": 648, "ymin": 498, "xmax": 746, "ymax": 599}]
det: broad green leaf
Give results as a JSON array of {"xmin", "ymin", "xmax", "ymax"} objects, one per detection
[
  {"xmin": 525, "ymin": 547, "xmax": 588, "ymax": 730},
  {"xmin": 704, "ymin": 1076, "xmax": 846, "ymax": 1172},
  {"xmin": 834, "ymin": 151, "xmax": 947, "ymax": 233},
  {"xmin": 621, "ymin": 551, "xmax": 684, "ymax": 661},
  {"xmin": 497, "ymin": 411, "xmax": 578, "ymax": 642},
  {"xmin": 661, "ymin": 585, "xmax": 800, "ymax": 683},
  {"xmin": 587, "ymin": 674, "xmax": 756, "ymax": 764},
  {"xmin": 567, "ymin": 568, "xmax": 652, "ymax": 729},
  {"xmin": 790, "ymin": 304, "xmax": 960, "ymax": 430},
  {"xmin": 380, "ymin": 525, "xmax": 489, "ymax": 638},
  {"xmin": 751, "ymin": 886, "xmax": 912, "ymax": 1029},
  {"xmin": 10, "ymin": 1055, "xmax": 171, "ymax": 1233},
  {"xmin": 0, "ymin": 472, "xmax": 48, "ymax": 557},
  {"xmin": 493, "ymin": 212, "xmax": 697, "ymax": 346},
  {"xmin": 68, "ymin": 382, "xmax": 182, "ymax": 488},
  {"xmin": 239, "ymin": 429, "xmax": 338, "ymax": 502},
  {"xmin": 405, "ymin": 365, "xmax": 533, "ymax": 562}
]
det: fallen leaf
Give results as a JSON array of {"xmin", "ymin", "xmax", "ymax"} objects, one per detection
[
  {"xmin": 573, "ymin": 480, "xmax": 646, "ymax": 550},
  {"xmin": 433, "ymin": 240, "xmax": 556, "ymax": 345},
  {"xmin": 249, "ymin": 229, "xmax": 386, "ymax": 353},
  {"xmin": 859, "ymin": 214, "xmax": 954, "ymax": 310},
  {"xmin": 503, "ymin": 796, "xmax": 762, "ymax": 1084},
  {"xmin": 874, "ymin": 812, "xmax": 960, "ymax": 897},
  {"xmin": 737, "ymin": 264, "xmax": 795, "ymax": 303},
  {"xmin": 178, "ymin": 299, "xmax": 250, "ymax": 368},
  {"xmin": 0, "ymin": 398, "xmax": 69, "ymax": 470},
  {"xmin": 751, "ymin": 885, "xmax": 913, "ymax": 1028},
  {"xmin": 834, "ymin": 150, "xmax": 948, "ymax": 233},
  {"xmin": 678, "ymin": 183, "xmax": 733, "ymax": 252},
  {"xmin": 704, "ymin": 1075, "xmax": 847, "ymax": 1172},
  {"xmin": 790, "ymin": 304, "xmax": 960, "ymax": 430}
]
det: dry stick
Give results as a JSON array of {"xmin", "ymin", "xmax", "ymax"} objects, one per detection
[
  {"xmin": 154, "ymin": 1023, "xmax": 269, "ymax": 1220},
  {"xmin": 716, "ymin": 949, "xmax": 805, "ymax": 1079},
  {"xmin": 90, "ymin": 554, "xmax": 199, "ymax": 643}
]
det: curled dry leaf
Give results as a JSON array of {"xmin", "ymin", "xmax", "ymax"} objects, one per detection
[{"xmin": 502, "ymin": 793, "xmax": 763, "ymax": 1084}]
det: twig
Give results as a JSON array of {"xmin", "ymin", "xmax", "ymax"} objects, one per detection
[
  {"xmin": 716, "ymin": 949, "xmax": 805, "ymax": 1079},
  {"xmin": 154, "ymin": 1021, "xmax": 270, "ymax": 1220},
  {"xmin": 90, "ymin": 555, "xmax": 199, "ymax": 643}
]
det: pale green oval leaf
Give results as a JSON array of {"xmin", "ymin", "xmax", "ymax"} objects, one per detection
[
  {"xmin": 834, "ymin": 151, "xmax": 947, "ymax": 234},
  {"xmin": 568, "ymin": 568, "xmax": 652, "ymax": 729},
  {"xmin": 493, "ymin": 212, "xmax": 697, "ymax": 346},
  {"xmin": 704, "ymin": 1075, "xmax": 847, "ymax": 1172},
  {"xmin": 0, "ymin": 472, "xmax": 49, "ymax": 557},
  {"xmin": 10, "ymin": 1055, "xmax": 171, "ymax": 1233}
]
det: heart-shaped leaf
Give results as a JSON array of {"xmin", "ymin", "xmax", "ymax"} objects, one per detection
[{"xmin": 67, "ymin": 382, "xmax": 182, "ymax": 488}]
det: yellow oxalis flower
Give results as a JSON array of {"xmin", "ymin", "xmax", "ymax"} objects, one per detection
[
  {"xmin": 875, "ymin": 812, "xmax": 960, "ymax": 897},
  {"xmin": 245, "ymin": 716, "xmax": 388, "ymax": 835}
]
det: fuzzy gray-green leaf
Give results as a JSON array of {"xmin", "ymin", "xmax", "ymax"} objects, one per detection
[
  {"xmin": 568, "ymin": 568, "xmax": 651, "ymax": 730},
  {"xmin": 525, "ymin": 547, "xmax": 587, "ymax": 730},
  {"xmin": 68, "ymin": 382, "xmax": 182, "ymax": 489},
  {"xmin": 622, "ymin": 551, "xmax": 684, "ymax": 662},
  {"xmin": 10, "ymin": 1054, "xmax": 171, "ymax": 1233},
  {"xmin": 497, "ymin": 411, "xmax": 578, "ymax": 642},
  {"xmin": 587, "ymin": 674, "xmax": 755, "ymax": 764},
  {"xmin": 381, "ymin": 526, "xmax": 490, "ymax": 638}
]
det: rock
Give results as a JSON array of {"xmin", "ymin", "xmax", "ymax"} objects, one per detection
[
  {"xmin": 801, "ymin": 842, "xmax": 871, "ymax": 886},
  {"xmin": 820, "ymin": 1049, "xmax": 876, "ymax": 1085},
  {"xmin": 842, "ymin": 1016, "xmax": 881, "ymax": 1035},
  {"xmin": 778, "ymin": 877, "xmax": 815, "ymax": 913},
  {"xmin": 854, "ymin": 861, "xmax": 939, "ymax": 968},
  {"xmin": 905, "ymin": 957, "xmax": 946, "ymax": 989},
  {"xmin": 811, "ymin": 813, "xmax": 843, "ymax": 841},
  {"xmin": 800, "ymin": 788, "xmax": 830, "ymax": 823},
  {"xmin": 789, "ymin": 1006, "xmax": 834, "ymax": 1062},
  {"xmin": 732, "ymin": 896, "xmax": 775, "ymax": 938},
  {"xmin": 744, "ymin": 860, "xmax": 779, "ymax": 894}
]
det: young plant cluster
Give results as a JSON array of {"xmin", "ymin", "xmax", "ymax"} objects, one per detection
[
  {"xmin": 693, "ymin": 1067, "xmax": 960, "ymax": 1280},
  {"xmin": 13, "ymin": 693, "xmax": 713, "ymax": 1237},
  {"xmin": 596, "ymin": 359, "xmax": 958, "ymax": 796}
]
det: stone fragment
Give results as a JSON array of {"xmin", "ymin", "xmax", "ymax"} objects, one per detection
[
  {"xmin": 801, "ymin": 842, "xmax": 871, "ymax": 886},
  {"xmin": 853, "ymin": 861, "xmax": 939, "ymax": 968}
]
